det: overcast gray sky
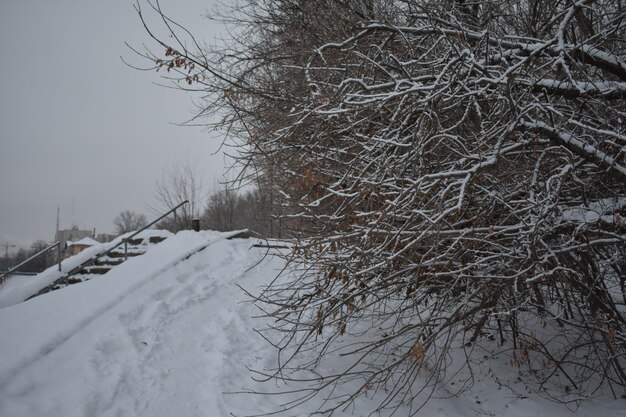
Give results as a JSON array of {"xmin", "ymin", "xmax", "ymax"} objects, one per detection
[{"xmin": 0, "ymin": 0, "xmax": 227, "ymax": 251}]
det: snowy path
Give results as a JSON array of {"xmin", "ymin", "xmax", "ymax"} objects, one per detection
[
  {"xmin": 1, "ymin": 232, "xmax": 623, "ymax": 417},
  {"xmin": 83, "ymin": 239, "xmax": 258, "ymax": 416},
  {"xmin": 0, "ymin": 233, "xmax": 279, "ymax": 417}
]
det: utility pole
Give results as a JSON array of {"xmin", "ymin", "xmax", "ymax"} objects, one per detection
[
  {"xmin": 56, "ymin": 205, "xmax": 60, "ymax": 235},
  {"xmin": 1, "ymin": 243, "xmax": 17, "ymax": 259}
]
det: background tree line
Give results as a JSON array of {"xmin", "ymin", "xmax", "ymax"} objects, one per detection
[
  {"xmin": 116, "ymin": 183, "xmax": 280, "ymax": 237},
  {"xmin": 145, "ymin": 159, "xmax": 286, "ymax": 237},
  {"xmin": 2, "ymin": 179, "xmax": 277, "ymax": 278},
  {"xmin": 0, "ymin": 240, "xmax": 54, "ymax": 274}
]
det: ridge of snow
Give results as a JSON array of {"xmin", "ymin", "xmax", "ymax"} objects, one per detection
[
  {"xmin": 0, "ymin": 230, "xmax": 175, "ymax": 309},
  {"xmin": 66, "ymin": 237, "xmax": 101, "ymax": 247},
  {"xmin": 0, "ymin": 230, "xmax": 243, "ymax": 390}
]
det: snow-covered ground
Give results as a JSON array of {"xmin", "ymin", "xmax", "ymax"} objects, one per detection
[
  {"xmin": 0, "ymin": 229, "xmax": 173, "ymax": 309},
  {"xmin": 0, "ymin": 231, "xmax": 623, "ymax": 416}
]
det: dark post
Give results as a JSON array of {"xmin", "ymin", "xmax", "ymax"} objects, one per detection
[
  {"xmin": 57, "ymin": 242, "xmax": 62, "ymax": 272},
  {"xmin": 124, "ymin": 240, "xmax": 128, "ymax": 261},
  {"xmin": 192, "ymin": 218, "xmax": 200, "ymax": 232}
]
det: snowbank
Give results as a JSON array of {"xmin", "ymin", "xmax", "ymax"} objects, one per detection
[{"xmin": 0, "ymin": 231, "xmax": 622, "ymax": 417}]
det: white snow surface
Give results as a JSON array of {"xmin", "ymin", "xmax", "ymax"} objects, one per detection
[
  {"xmin": 67, "ymin": 237, "xmax": 101, "ymax": 247},
  {"xmin": 561, "ymin": 197, "xmax": 626, "ymax": 224},
  {"xmin": 0, "ymin": 231, "xmax": 623, "ymax": 417},
  {"xmin": 0, "ymin": 229, "xmax": 173, "ymax": 309},
  {"xmin": 0, "ymin": 240, "xmax": 111, "ymax": 309}
]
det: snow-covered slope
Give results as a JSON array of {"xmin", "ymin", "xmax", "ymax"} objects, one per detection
[
  {"xmin": 0, "ymin": 231, "xmax": 622, "ymax": 417},
  {"xmin": 0, "ymin": 229, "xmax": 173, "ymax": 309}
]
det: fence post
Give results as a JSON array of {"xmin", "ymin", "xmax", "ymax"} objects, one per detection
[
  {"xmin": 57, "ymin": 242, "xmax": 62, "ymax": 272},
  {"xmin": 192, "ymin": 218, "xmax": 200, "ymax": 232},
  {"xmin": 124, "ymin": 240, "xmax": 128, "ymax": 261}
]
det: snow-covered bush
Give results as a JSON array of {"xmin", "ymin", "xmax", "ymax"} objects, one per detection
[{"xmin": 137, "ymin": 0, "xmax": 626, "ymax": 412}]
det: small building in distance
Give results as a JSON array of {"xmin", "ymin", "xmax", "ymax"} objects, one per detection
[
  {"xmin": 64, "ymin": 237, "xmax": 100, "ymax": 258},
  {"xmin": 55, "ymin": 226, "xmax": 95, "ymax": 252}
]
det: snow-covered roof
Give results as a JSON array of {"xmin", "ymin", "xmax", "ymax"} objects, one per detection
[{"xmin": 66, "ymin": 237, "xmax": 100, "ymax": 247}]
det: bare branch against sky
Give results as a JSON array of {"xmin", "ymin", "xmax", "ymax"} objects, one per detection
[{"xmin": 0, "ymin": 0, "xmax": 224, "ymax": 251}]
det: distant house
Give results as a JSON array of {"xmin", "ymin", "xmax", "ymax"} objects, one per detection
[
  {"xmin": 64, "ymin": 237, "xmax": 100, "ymax": 258},
  {"xmin": 55, "ymin": 226, "xmax": 95, "ymax": 252}
]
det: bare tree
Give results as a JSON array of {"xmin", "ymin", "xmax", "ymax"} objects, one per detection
[
  {"xmin": 152, "ymin": 158, "xmax": 205, "ymax": 231},
  {"xmin": 2, "ymin": 240, "xmax": 54, "ymax": 273},
  {"xmin": 113, "ymin": 210, "xmax": 148, "ymax": 234},
  {"xmin": 202, "ymin": 185, "xmax": 239, "ymax": 231},
  {"xmin": 201, "ymin": 184, "xmax": 276, "ymax": 235},
  {"xmin": 136, "ymin": 0, "xmax": 626, "ymax": 413}
]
